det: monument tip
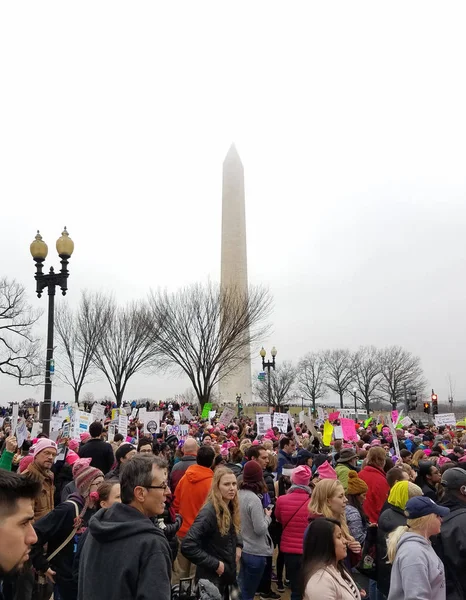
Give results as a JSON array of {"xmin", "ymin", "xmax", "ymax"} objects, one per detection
[{"xmin": 224, "ymin": 143, "xmax": 242, "ymax": 165}]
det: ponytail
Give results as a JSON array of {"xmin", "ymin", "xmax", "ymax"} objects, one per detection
[{"xmin": 386, "ymin": 526, "xmax": 409, "ymax": 564}]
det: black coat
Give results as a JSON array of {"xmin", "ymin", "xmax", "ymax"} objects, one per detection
[
  {"xmin": 263, "ymin": 469, "xmax": 276, "ymax": 505},
  {"xmin": 433, "ymin": 495, "xmax": 466, "ymax": 600},
  {"xmin": 78, "ymin": 439, "xmax": 114, "ymax": 475},
  {"xmin": 181, "ymin": 502, "xmax": 242, "ymax": 592},
  {"xmin": 376, "ymin": 504, "xmax": 407, "ymax": 596}
]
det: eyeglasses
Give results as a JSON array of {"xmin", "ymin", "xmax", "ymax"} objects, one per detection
[
  {"xmin": 145, "ymin": 482, "xmax": 169, "ymax": 491},
  {"xmin": 139, "ymin": 449, "xmax": 153, "ymax": 453}
]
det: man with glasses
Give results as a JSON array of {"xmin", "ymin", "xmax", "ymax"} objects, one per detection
[
  {"xmin": 78, "ymin": 455, "xmax": 172, "ymax": 600},
  {"xmin": 22, "ymin": 438, "xmax": 57, "ymax": 520}
]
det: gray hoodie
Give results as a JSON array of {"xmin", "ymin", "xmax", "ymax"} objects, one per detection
[{"xmin": 388, "ymin": 532, "xmax": 446, "ymax": 600}]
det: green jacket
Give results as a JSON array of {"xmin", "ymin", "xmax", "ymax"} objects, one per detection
[{"xmin": 0, "ymin": 450, "xmax": 14, "ymax": 471}]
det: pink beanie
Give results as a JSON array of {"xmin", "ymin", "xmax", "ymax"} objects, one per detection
[
  {"xmin": 65, "ymin": 449, "xmax": 79, "ymax": 465},
  {"xmin": 291, "ymin": 465, "xmax": 312, "ymax": 486},
  {"xmin": 80, "ymin": 432, "xmax": 91, "ymax": 442},
  {"xmin": 19, "ymin": 455, "xmax": 34, "ymax": 473},
  {"xmin": 317, "ymin": 461, "xmax": 337, "ymax": 480},
  {"xmin": 370, "ymin": 439, "xmax": 381, "ymax": 447},
  {"xmin": 68, "ymin": 439, "xmax": 79, "ymax": 452},
  {"xmin": 72, "ymin": 458, "xmax": 103, "ymax": 497},
  {"xmin": 33, "ymin": 438, "xmax": 57, "ymax": 458}
]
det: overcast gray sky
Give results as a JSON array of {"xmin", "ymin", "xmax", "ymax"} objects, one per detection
[{"xmin": 1, "ymin": 2, "xmax": 465, "ymax": 408}]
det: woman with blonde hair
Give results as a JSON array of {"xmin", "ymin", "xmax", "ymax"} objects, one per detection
[
  {"xmin": 307, "ymin": 480, "xmax": 361, "ymax": 564},
  {"xmin": 411, "ymin": 449, "xmax": 427, "ymax": 471},
  {"xmin": 386, "ymin": 496, "xmax": 448, "ymax": 600},
  {"xmin": 181, "ymin": 466, "xmax": 242, "ymax": 599}
]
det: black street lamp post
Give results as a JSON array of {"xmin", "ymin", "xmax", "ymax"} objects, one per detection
[
  {"xmin": 30, "ymin": 228, "xmax": 74, "ymax": 436},
  {"xmin": 260, "ymin": 346, "xmax": 277, "ymax": 408}
]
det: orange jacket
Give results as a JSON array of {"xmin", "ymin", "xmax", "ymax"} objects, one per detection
[{"xmin": 173, "ymin": 464, "xmax": 213, "ymax": 538}]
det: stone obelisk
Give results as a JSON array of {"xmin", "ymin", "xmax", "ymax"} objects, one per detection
[{"xmin": 219, "ymin": 144, "xmax": 253, "ymax": 405}]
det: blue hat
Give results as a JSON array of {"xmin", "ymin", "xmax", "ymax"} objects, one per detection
[{"xmin": 405, "ymin": 496, "xmax": 450, "ymax": 519}]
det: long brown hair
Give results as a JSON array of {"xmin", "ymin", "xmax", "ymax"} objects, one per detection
[{"xmin": 206, "ymin": 467, "xmax": 241, "ymax": 536}]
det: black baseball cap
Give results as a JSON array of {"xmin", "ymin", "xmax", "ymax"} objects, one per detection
[{"xmin": 405, "ymin": 496, "xmax": 449, "ymax": 519}]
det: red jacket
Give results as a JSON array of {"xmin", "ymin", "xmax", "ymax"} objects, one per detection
[
  {"xmin": 275, "ymin": 488, "xmax": 311, "ymax": 554},
  {"xmin": 358, "ymin": 465, "xmax": 389, "ymax": 524}
]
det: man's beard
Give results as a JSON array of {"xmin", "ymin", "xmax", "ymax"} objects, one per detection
[{"xmin": 0, "ymin": 558, "xmax": 30, "ymax": 578}]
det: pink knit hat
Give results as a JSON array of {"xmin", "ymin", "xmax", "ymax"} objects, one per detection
[
  {"xmin": 65, "ymin": 449, "xmax": 80, "ymax": 465},
  {"xmin": 19, "ymin": 455, "xmax": 34, "ymax": 473},
  {"xmin": 68, "ymin": 439, "xmax": 79, "ymax": 452},
  {"xmin": 291, "ymin": 465, "xmax": 312, "ymax": 486},
  {"xmin": 32, "ymin": 438, "xmax": 57, "ymax": 458},
  {"xmin": 317, "ymin": 461, "xmax": 337, "ymax": 480},
  {"xmin": 80, "ymin": 432, "xmax": 91, "ymax": 442}
]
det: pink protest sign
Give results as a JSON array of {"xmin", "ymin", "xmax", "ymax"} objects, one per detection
[
  {"xmin": 328, "ymin": 411, "xmax": 340, "ymax": 421},
  {"xmin": 340, "ymin": 418, "xmax": 358, "ymax": 442},
  {"xmin": 391, "ymin": 410, "xmax": 398, "ymax": 424}
]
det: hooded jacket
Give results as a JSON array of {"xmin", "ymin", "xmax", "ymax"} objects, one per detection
[
  {"xmin": 376, "ymin": 504, "xmax": 407, "ymax": 596},
  {"xmin": 23, "ymin": 461, "xmax": 55, "ymax": 520},
  {"xmin": 388, "ymin": 532, "xmax": 446, "ymax": 600},
  {"xmin": 358, "ymin": 465, "xmax": 389, "ymax": 524},
  {"xmin": 78, "ymin": 502, "xmax": 171, "ymax": 600},
  {"xmin": 433, "ymin": 495, "xmax": 466, "ymax": 600},
  {"xmin": 172, "ymin": 464, "xmax": 214, "ymax": 538}
]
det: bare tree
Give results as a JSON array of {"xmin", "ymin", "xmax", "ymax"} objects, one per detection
[
  {"xmin": 323, "ymin": 349, "xmax": 353, "ymax": 408},
  {"xmin": 378, "ymin": 346, "xmax": 426, "ymax": 409},
  {"xmin": 254, "ymin": 361, "xmax": 297, "ymax": 409},
  {"xmin": 0, "ymin": 277, "xmax": 42, "ymax": 385},
  {"xmin": 55, "ymin": 291, "xmax": 112, "ymax": 403},
  {"xmin": 92, "ymin": 300, "xmax": 157, "ymax": 406},
  {"xmin": 297, "ymin": 352, "xmax": 327, "ymax": 413},
  {"xmin": 352, "ymin": 346, "xmax": 384, "ymax": 413},
  {"xmin": 149, "ymin": 282, "xmax": 272, "ymax": 408}
]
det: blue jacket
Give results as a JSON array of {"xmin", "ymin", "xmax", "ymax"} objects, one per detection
[{"xmin": 277, "ymin": 449, "xmax": 296, "ymax": 476}]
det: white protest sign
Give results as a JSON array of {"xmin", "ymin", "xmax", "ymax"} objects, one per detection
[
  {"xmin": 130, "ymin": 408, "xmax": 138, "ymax": 421},
  {"xmin": 317, "ymin": 407, "xmax": 325, "ymax": 421},
  {"xmin": 256, "ymin": 413, "xmax": 272, "ymax": 436},
  {"xmin": 339, "ymin": 409, "xmax": 353, "ymax": 418},
  {"xmin": 388, "ymin": 419, "xmax": 400, "ymax": 458},
  {"xmin": 208, "ymin": 410, "xmax": 216, "ymax": 422},
  {"xmin": 180, "ymin": 424, "xmax": 189, "ymax": 437},
  {"xmin": 61, "ymin": 422, "xmax": 70, "ymax": 439},
  {"xmin": 181, "ymin": 407, "xmax": 194, "ymax": 422},
  {"xmin": 400, "ymin": 416, "xmax": 413, "ymax": 427},
  {"xmin": 16, "ymin": 419, "xmax": 28, "ymax": 448},
  {"xmin": 173, "ymin": 411, "xmax": 181, "ymax": 424},
  {"xmin": 144, "ymin": 411, "xmax": 161, "ymax": 435},
  {"xmin": 299, "ymin": 410, "xmax": 305, "ymax": 424},
  {"xmin": 51, "ymin": 416, "xmax": 63, "ymax": 432},
  {"xmin": 138, "ymin": 408, "xmax": 146, "ymax": 423},
  {"xmin": 108, "ymin": 424, "xmax": 116, "ymax": 443},
  {"xmin": 333, "ymin": 425, "xmax": 344, "ymax": 440},
  {"xmin": 273, "ymin": 412, "xmax": 289, "ymax": 434},
  {"xmin": 434, "ymin": 413, "xmax": 456, "ymax": 427},
  {"xmin": 0, "ymin": 417, "xmax": 3, "ymax": 428},
  {"xmin": 11, "ymin": 404, "xmax": 19, "ymax": 434},
  {"xmin": 91, "ymin": 404, "xmax": 106, "ymax": 422},
  {"xmin": 218, "ymin": 407, "xmax": 236, "ymax": 427},
  {"xmin": 118, "ymin": 414, "xmax": 128, "ymax": 434},
  {"xmin": 288, "ymin": 412, "xmax": 300, "ymax": 444}
]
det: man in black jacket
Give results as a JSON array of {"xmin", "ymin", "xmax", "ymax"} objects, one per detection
[
  {"xmin": 78, "ymin": 421, "xmax": 115, "ymax": 475},
  {"xmin": 435, "ymin": 468, "xmax": 466, "ymax": 600},
  {"xmin": 78, "ymin": 455, "xmax": 172, "ymax": 600}
]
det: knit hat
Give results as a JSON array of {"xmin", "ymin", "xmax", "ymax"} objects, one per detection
[
  {"xmin": 243, "ymin": 460, "xmax": 264, "ymax": 484},
  {"xmin": 80, "ymin": 432, "xmax": 91, "ymax": 442},
  {"xmin": 388, "ymin": 481, "xmax": 409, "ymax": 510},
  {"xmin": 291, "ymin": 465, "xmax": 312, "ymax": 486},
  {"xmin": 317, "ymin": 461, "xmax": 337, "ymax": 480},
  {"xmin": 65, "ymin": 449, "xmax": 80, "ymax": 466},
  {"xmin": 68, "ymin": 439, "xmax": 79, "ymax": 452},
  {"xmin": 347, "ymin": 471, "xmax": 368, "ymax": 495},
  {"xmin": 19, "ymin": 455, "xmax": 34, "ymax": 473},
  {"xmin": 32, "ymin": 438, "xmax": 57, "ymax": 458},
  {"xmin": 72, "ymin": 458, "xmax": 103, "ymax": 497}
]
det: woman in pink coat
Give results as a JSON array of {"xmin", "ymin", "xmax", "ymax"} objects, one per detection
[{"xmin": 275, "ymin": 465, "xmax": 312, "ymax": 600}]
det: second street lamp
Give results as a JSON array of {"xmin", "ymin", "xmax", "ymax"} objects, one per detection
[
  {"xmin": 352, "ymin": 387, "xmax": 358, "ymax": 420},
  {"xmin": 30, "ymin": 228, "xmax": 74, "ymax": 436},
  {"xmin": 260, "ymin": 346, "xmax": 277, "ymax": 408}
]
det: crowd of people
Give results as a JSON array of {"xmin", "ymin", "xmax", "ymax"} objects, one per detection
[{"xmin": 1, "ymin": 404, "xmax": 466, "ymax": 600}]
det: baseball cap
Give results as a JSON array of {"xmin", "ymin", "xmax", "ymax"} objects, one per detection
[
  {"xmin": 441, "ymin": 467, "xmax": 466, "ymax": 489},
  {"xmin": 405, "ymin": 496, "xmax": 449, "ymax": 519}
]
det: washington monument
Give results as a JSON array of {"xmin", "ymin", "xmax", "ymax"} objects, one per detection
[{"xmin": 219, "ymin": 144, "xmax": 253, "ymax": 405}]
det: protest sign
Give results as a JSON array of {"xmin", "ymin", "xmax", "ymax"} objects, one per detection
[
  {"xmin": 391, "ymin": 410, "xmax": 398, "ymax": 425},
  {"xmin": 108, "ymin": 424, "xmax": 116, "ymax": 443},
  {"xmin": 256, "ymin": 413, "xmax": 272, "ymax": 436},
  {"xmin": 400, "ymin": 416, "xmax": 413, "ymax": 427},
  {"xmin": 30, "ymin": 422, "xmax": 42, "ymax": 438},
  {"xmin": 173, "ymin": 411, "xmax": 181, "ymax": 424},
  {"xmin": 181, "ymin": 407, "xmax": 194, "ymax": 422},
  {"xmin": 273, "ymin": 412, "xmax": 289, "ymax": 433},
  {"xmin": 434, "ymin": 413, "xmax": 456, "ymax": 427},
  {"xmin": 339, "ymin": 409, "xmax": 353, "ymax": 418},
  {"xmin": 180, "ymin": 424, "xmax": 189, "ymax": 437},
  {"xmin": 144, "ymin": 411, "xmax": 161, "ymax": 435},
  {"xmin": 138, "ymin": 408, "xmax": 146, "ymax": 423},
  {"xmin": 317, "ymin": 407, "xmax": 326, "ymax": 421},
  {"xmin": 130, "ymin": 407, "xmax": 138, "ymax": 421},
  {"xmin": 299, "ymin": 410, "xmax": 305, "ymax": 424},
  {"xmin": 16, "ymin": 419, "xmax": 28, "ymax": 449},
  {"xmin": 303, "ymin": 416, "xmax": 319, "ymax": 438},
  {"xmin": 118, "ymin": 414, "xmax": 128, "ymax": 434},
  {"xmin": 323, "ymin": 421, "xmax": 333, "ymax": 446},
  {"xmin": 61, "ymin": 422, "xmax": 70, "ymax": 439},
  {"xmin": 218, "ymin": 407, "xmax": 236, "ymax": 427},
  {"xmin": 91, "ymin": 404, "xmax": 106, "ymax": 422},
  {"xmin": 388, "ymin": 418, "xmax": 400, "ymax": 458},
  {"xmin": 364, "ymin": 417, "xmax": 373, "ymax": 428},
  {"xmin": 11, "ymin": 404, "xmax": 19, "ymax": 434},
  {"xmin": 328, "ymin": 411, "xmax": 340, "ymax": 421},
  {"xmin": 201, "ymin": 404, "xmax": 212, "ymax": 419},
  {"xmin": 340, "ymin": 418, "xmax": 358, "ymax": 442},
  {"xmin": 208, "ymin": 410, "xmax": 216, "ymax": 421},
  {"xmin": 333, "ymin": 425, "xmax": 344, "ymax": 440}
]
